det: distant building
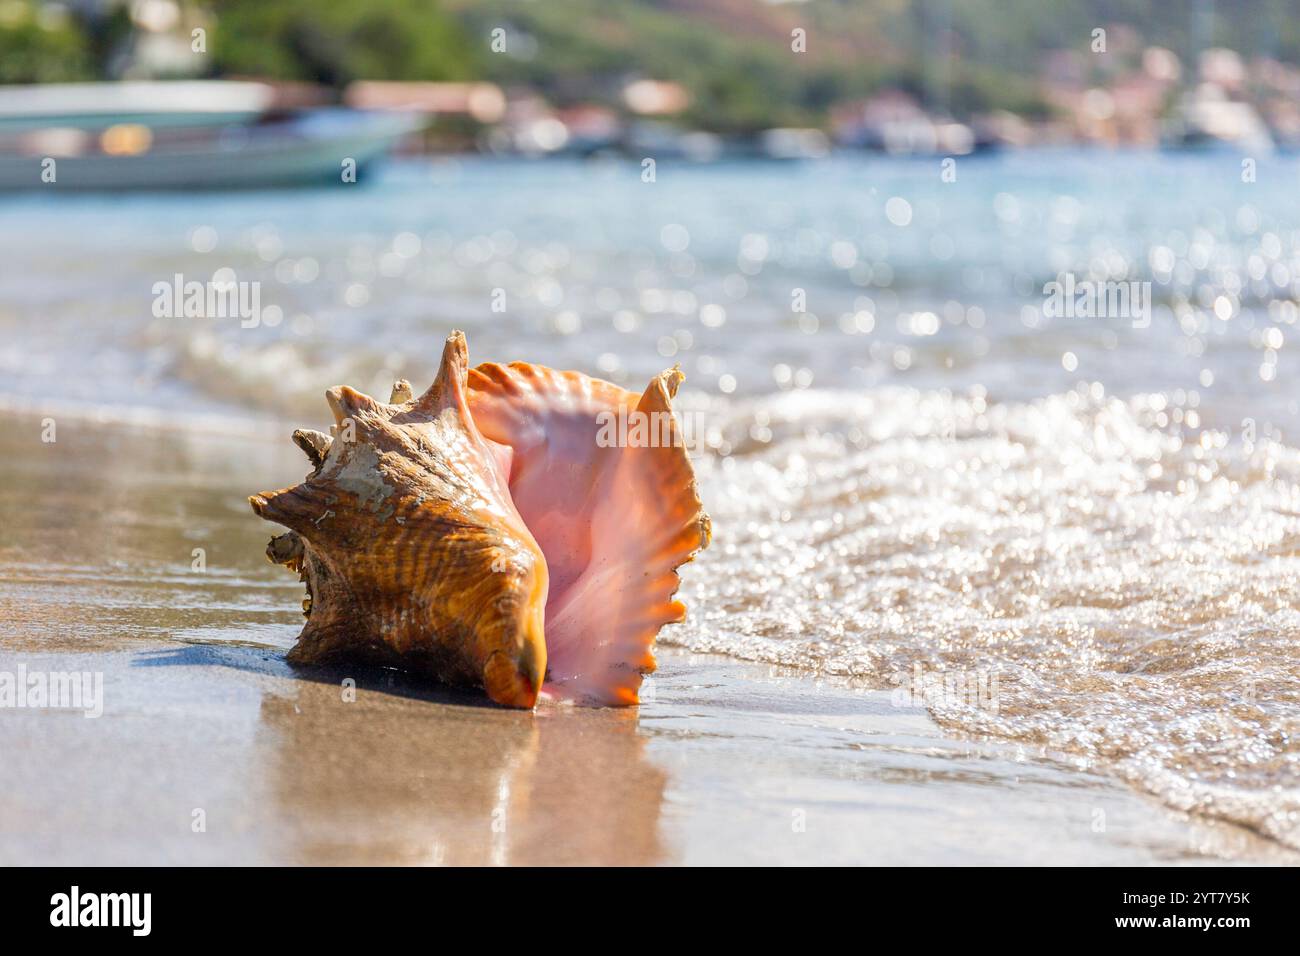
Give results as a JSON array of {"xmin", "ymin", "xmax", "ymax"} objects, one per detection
[
  {"xmin": 1199, "ymin": 48, "xmax": 1246, "ymax": 92},
  {"xmin": 483, "ymin": 91, "xmax": 569, "ymax": 156},
  {"xmin": 622, "ymin": 80, "xmax": 692, "ymax": 116},
  {"xmin": 1040, "ymin": 44, "xmax": 1180, "ymax": 146},
  {"xmin": 554, "ymin": 104, "xmax": 622, "ymax": 154},
  {"xmin": 344, "ymin": 82, "xmax": 506, "ymax": 124},
  {"xmin": 831, "ymin": 90, "xmax": 972, "ymax": 155},
  {"xmin": 1166, "ymin": 82, "xmax": 1273, "ymax": 152}
]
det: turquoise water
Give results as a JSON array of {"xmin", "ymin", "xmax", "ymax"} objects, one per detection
[{"xmin": 3, "ymin": 150, "xmax": 1300, "ymax": 434}]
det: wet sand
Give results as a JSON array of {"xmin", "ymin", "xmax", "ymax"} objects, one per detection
[{"xmin": 0, "ymin": 410, "xmax": 1294, "ymax": 865}]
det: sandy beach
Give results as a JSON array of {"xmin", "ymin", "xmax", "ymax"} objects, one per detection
[{"xmin": 1, "ymin": 411, "xmax": 1292, "ymax": 865}]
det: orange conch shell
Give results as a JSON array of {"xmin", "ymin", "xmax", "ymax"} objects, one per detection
[{"xmin": 250, "ymin": 331, "xmax": 710, "ymax": 708}]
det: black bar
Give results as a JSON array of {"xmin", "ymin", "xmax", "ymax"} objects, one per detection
[{"xmin": 5, "ymin": 867, "xmax": 1291, "ymax": 942}]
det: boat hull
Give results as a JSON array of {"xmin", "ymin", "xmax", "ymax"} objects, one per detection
[{"xmin": 0, "ymin": 110, "xmax": 424, "ymax": 191}]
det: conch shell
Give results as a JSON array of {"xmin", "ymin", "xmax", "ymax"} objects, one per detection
[{"xmin": 249, "ymin": 331, "xmax": 710, "ymax": 709}]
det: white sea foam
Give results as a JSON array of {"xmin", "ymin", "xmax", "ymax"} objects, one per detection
[{"xmin": 669, "ymin": 383, "xmax": 1300, "ymax": 847}]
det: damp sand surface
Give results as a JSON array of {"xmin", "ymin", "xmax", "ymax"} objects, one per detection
[{"xmin": 0, "ymin": 415, "xmax": 1293, "ymax": 865}]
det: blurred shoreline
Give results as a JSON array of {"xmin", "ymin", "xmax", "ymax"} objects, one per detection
[{"xmin": 7, "ymin": 2, "xmax": 1300, "ymax": 156}]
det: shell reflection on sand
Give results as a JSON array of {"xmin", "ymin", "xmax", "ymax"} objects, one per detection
[
  {"xmin": 259, "ymin": 678, "xmax": 666, "ymax": 866},
  {"xmin": 670, "ymin": 383, "xmax": 1300, "ymax": 848}
]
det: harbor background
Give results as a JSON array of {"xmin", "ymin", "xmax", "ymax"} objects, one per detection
[{"xmin": 3, "ymin": 0, "xmax": 1300, "ymax": 157}]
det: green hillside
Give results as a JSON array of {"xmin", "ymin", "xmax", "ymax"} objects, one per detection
[{"xmin": 4, "ymin": 0, "xmax": 1300, "ymax": 132}]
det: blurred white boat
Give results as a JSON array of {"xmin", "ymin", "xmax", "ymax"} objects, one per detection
[
  {"xmin": 1161, "ymin": 83, "xmax": 1275, "ymax": 153},
  {"xmin": 0, "ymin": 81, "xmax": 276, "ymax": 132},
  {"xmin": 0, "ymin": 81, "xmax": 425, "ymax": 190}
]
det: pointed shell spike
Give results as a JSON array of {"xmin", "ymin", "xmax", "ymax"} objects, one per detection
[
  {"xmin": 292, "ymin": 429, "xmax": 331, "ymax": 468},
  {"xmin": 389, "ymin": 379, "xmax": 413, "ymax": 404},
  {"xmin": 414, "ymin": 330, "xmax": 470, "ymax": 419},
  {"xmin": 266, "ymin": 531, "xmax": 304, "ymax": 568}
]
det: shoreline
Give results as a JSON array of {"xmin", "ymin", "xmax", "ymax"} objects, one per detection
[
  {"xmin": 1, "ymin": 640, "xmax": 1292, "ymax": 865},
  {"xmin": 1, "ymin": 411, "xmax": 1296, "ymax": 865}
]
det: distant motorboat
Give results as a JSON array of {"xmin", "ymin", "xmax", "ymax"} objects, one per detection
[
  {"xmin": 0, "ymin": 80, "xmax": 276, "ymax": 132},
  {"xmin": 0, "ymin": 81, "xmax": 426, "ymax": 190}
]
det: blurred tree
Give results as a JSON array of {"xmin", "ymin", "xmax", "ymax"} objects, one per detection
[
  {"xmin": 0, "ymin": 1, "xmax": 95, "ymax": 82},
  {"xmin": 208, "ymin": 0, "xmax": 480, "ymax": 86},
  {"xmin": 6, "ymin": 0, "xmax": 1300, "ymax": 134}
]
